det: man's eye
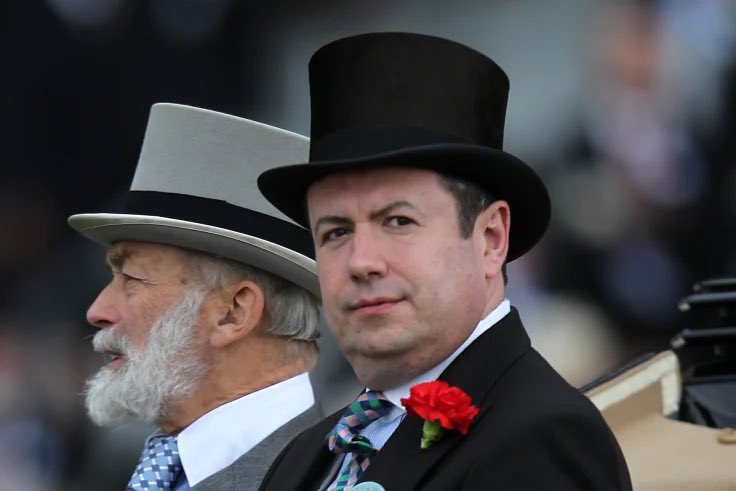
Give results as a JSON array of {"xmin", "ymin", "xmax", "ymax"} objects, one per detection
[
  {"xmin": 121, "ymin": 272, "xmax": 140, "ymax": 283},
  {"xmin": 322, "ymin": 228, "xmax": 349, "ymax": 243},
  {"xmin": 387, "ymin": 216, "xmax": 414, "ymax": 227}
]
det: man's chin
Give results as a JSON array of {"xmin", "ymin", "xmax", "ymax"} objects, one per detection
[
  {"xmin": 86, "ymin": 408, "xmax": 137, "ymax": 428},
  {"xmin": 84, "ymin": 369, "xmax": 160, "ymax": 427},
  {"xmin": 85, "ymin": 396, "xmax": 138, "ymax": 428}
]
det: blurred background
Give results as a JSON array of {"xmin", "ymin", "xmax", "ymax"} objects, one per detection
[{"xmin": 1, "ymin": 0, "xmax": 735, "ymax": 489}]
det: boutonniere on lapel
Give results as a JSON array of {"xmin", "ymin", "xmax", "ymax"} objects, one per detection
[{"xmin": 400, "ymin": 380, "xmax": 480, "ymax": 450}]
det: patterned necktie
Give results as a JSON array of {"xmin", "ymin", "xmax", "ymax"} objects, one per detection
[
  {"xmin": 326, "ymin": 390, "xmax": 393, "ymax": 491},
  {"xmin": 127, "ymin": 434, "xmax": 183, "ymax": 490}
]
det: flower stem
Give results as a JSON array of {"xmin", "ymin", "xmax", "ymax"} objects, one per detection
[{"xmin": 421, "ymin": 420, "xmax": 445, "ymax": 449}]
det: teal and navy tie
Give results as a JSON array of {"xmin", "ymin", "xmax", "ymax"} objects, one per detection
[
  {"xmin": 326, "ymin": 390, "xmax": 393, "ymax": 491},
  {"xmin": 127, "ymin": 434, "xmax": 183, "ymax": 490}
]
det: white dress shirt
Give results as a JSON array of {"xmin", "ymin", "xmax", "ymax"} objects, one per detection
[
  {"xmin": 333, "ymin": 299, "xmax": 511, "ymax": 476},
  {"xmin": 177, "ymin": 372, "xmax": 314, "ymax": 488}
]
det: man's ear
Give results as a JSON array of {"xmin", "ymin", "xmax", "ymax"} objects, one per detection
[
  {"xmin": 208, "ymin": 280, "xmax": 266, "ymax": 350},
  {"xmin": 476, "ymin": 200, "xmax": 510, "ymax": 280}
]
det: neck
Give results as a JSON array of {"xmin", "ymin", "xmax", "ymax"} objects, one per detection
[
  {"xmin": 157, "ymin": 338, "xmax": 314, "ymax": 434},
  {"xmin": 355, "ymin": 294, "xmax": 506, "ymax": 390}
]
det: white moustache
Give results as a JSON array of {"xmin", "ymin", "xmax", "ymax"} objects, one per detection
[{"xmin": 91, "ymin": 328, "xmax": 132, "ymax": 357}]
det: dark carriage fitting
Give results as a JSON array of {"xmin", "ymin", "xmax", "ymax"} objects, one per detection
[{"xmin": 584, "ymin": 277, "xmax": 736, "ymax": 490}]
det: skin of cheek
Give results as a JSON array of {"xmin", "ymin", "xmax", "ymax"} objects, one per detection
[
  {"xmin": 323, "ymin": 236, "xmax": 484, "ymax": 386},
  {"xmin": 123, "ymin": 284, "xmax": 184, "ymax": 351}
]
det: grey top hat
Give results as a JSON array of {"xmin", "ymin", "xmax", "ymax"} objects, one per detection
[{"xmin": 68, "ymin": 103, "xmax": 319, "ymax": 297}]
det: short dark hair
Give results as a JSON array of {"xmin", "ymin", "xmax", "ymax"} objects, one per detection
[
  {"xmin": 438, "ymin": 174, "xmax": 493, "ymax": 238},
  {"xmin": 438, "ymin": 174, "xmax": 508, "ymax": 283}
]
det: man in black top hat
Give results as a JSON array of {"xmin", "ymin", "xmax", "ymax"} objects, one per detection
[{"xmin": 257, "ymin": 33, "xmax": 632, "ymax": 490}]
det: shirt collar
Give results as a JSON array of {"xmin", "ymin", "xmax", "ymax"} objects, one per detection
[
  {"xmin": 177, "ymin": 372, "xmax": 314, "ymax": 487},
  {"xmin": 382, "ymin": 299, "xmax": 510, "ymax": 412}
]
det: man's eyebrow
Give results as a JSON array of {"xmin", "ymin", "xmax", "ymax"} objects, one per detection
[
  {"xmin": 369, "ymin": 201, "xmax": 418, "ymax": 221},
  {"xmin": 312, "ymin": 201, "xmax": 420, "ymax": 233},
  {"xmin": 312, "ymin": 215, "xmax": 352, "ymax": 234},
  {"xmin": 107, "ymin": 248, "xmax": 132, "ymax": 269}
]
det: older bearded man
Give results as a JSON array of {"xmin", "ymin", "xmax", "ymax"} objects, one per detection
[
  {"xmin": 85, "ymin": 260, "xmax": 210, "ymax": 427},
  {"xmin": 70, "ymin": 103, "xmax": 324, "ymax": 491}
]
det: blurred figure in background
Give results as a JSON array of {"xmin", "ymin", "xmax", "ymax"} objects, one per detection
[
  {"xmin": 68, "ymin": 103, "xmax": 323, "ymax": 490},
  {"xmin": 0, "ymin": 327, "xmax": 64, "ymax": 491},
  {"xmin": 543, "ymin": 0, "xmax": 736, "ymax": 354}
]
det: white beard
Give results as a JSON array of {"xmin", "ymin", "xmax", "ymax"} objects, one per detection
[{"xmin": 84, "ymin": 287, "xmax": 210, "ymax": 427}]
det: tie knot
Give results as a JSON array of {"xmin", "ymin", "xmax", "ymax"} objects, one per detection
[
  {"xmin": 350, "ymin": 390, "xmax": 392, "ymax": 426},
  {"xmin": 327, "ymin": 390, "xmax": 393, "ymax": 455},
  {"xmin": 128, "ymin": 434, "xmax": 183, "ymax": 490},
  {"xmin": 150, "ymin": 434, "xmax": 178, "ymax": 449}
]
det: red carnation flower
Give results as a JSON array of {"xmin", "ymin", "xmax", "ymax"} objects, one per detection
[{"xmin": 400, "ymin": 380, "xmax": 480, "ymax": 449}]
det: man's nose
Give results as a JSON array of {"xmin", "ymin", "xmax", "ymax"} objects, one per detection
[
  {"xmin": 347, "ymin": 227, "xmax": 388, "ymax": 282},
  {"xmin": 86, "ymin": 282, "xmax": 121, "ymax": 329}
]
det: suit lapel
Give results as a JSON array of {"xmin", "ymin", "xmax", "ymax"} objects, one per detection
[
  {"xmin": 262, "ymin": 410, "xmax": 343, "ymax": 490},
  {"xmin": 359, "ymin": 308, "xmax": 531, "ymax": 488}
]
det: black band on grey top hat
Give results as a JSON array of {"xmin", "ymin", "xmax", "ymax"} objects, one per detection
[
  {"xmin": 69, "ymin": 103, "xmax": 319, "ymax": 298},
  {"xmin": 258, "ymin": 32, "xmax": 551, "ymax": 261}
]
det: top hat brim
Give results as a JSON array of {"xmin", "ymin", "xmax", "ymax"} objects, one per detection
[
  {"xmin": 68, "ymin": 213, "xmax": 321, "ymax": 298},
  {"xmin": 258, "ymin": 143, "xmax": 551, "ymax": 262}
]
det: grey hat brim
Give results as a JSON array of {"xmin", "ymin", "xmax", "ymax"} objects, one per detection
[{"xmin": 69, "ymin": 213, "xmax": 320, "ymax": 299}]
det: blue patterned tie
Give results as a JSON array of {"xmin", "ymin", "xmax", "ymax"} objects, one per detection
[
  {"xmin": 127, "ymin": 434, "xmax": 183, "ymax": 490},
  {"xmin": 326, "ymin": 391, "xmax": 393, "ymax": 491}
]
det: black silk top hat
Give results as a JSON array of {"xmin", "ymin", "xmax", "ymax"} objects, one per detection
[
  {"xmin": 68, "ymin": 103, "xmax": 319, "ymax": 297},
  {"xmin": 258, "ymin": 32, "xmax": 551, "ymax": 261}
]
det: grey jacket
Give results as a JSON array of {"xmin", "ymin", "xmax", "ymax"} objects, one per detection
[{"xmin": 191, "ymin": 405, "xmax": 322, "ymax": 491}]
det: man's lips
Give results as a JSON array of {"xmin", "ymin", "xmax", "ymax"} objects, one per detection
[
  {"xmin": 350, "ymin": 297, "xmax": 403, "ymax": 314},
  {"xmin": 91, "ymin": 328, "xmax": 131, "ymax": 369},
  {"xmin": 102, "ymin": 350, "xmax": 127, "ymax": 366}
]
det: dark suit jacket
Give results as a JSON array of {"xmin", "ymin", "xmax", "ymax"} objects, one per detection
[{"xmin": 259, "ymin": 308, "xmax": 632, "ymax": 490}]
